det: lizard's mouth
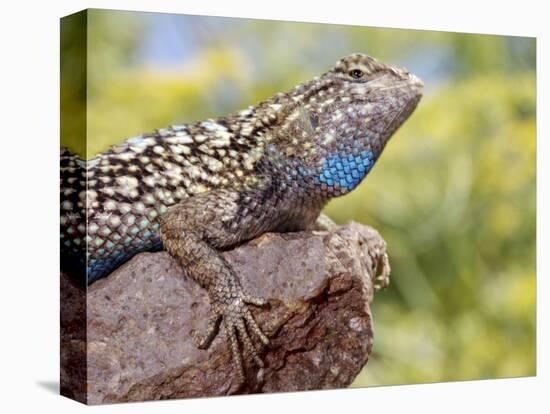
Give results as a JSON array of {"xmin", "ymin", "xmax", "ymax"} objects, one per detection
[{"xmin": 408, "ymin": 73, "xmax": 424, "ymax": 91}]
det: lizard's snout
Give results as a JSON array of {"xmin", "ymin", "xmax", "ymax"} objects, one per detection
[{"xmin": 408, "ymin": 73, "xmax": 424, "ymax": 89}]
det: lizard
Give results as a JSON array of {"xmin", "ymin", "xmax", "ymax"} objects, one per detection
[{"xmin": 60, "ymin": 53, "xmax": 423, "ymax": 384}]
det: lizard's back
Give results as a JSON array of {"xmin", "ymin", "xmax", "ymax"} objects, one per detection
[{"xmin": 61, "ymin": 114, "xmax": 265, "ymax": 284}]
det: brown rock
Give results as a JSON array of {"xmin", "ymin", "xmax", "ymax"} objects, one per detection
[{"xmin": 62, "ymin": 222, "xmax": 390, "ymax": 404}]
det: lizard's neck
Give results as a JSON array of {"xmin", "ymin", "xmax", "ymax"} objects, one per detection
[
  {"xmin": 314, "ymin": 145, "xmax": 382, "ymax": 197},
  {"xmin": 262, "ymin": 144, "xmax": 380, "ymax": 207}
]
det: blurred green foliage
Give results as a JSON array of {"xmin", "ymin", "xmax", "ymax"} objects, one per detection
[
  {"xmin": 61, "ymin": 9, "xmax": 536, "ymax": 387},
  {"xmin": 60, "ymin": 11, "xmax": 87, "ymax": 156}
]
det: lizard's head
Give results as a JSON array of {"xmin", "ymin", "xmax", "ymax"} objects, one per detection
[{"xmin": 270, "ymin": 53, "xmax": 423, "ymax": 197}]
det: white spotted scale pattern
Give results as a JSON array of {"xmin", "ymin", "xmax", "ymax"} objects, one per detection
[{"xmin": 61, "ymin": 119, "xmax": 267, "ymax": 282}]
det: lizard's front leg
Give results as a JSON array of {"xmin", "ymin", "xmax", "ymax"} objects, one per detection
[{"xmin": 159, "ymin": 189, "xmax": 270, "ymax": 383}]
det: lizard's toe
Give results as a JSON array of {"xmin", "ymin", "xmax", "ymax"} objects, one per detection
[
  {"xmin": 235, "ymin": 318, "xmax": 264, "ymax": 367},
  {"xmin": 191, "ymin": 312, "xmax": 221, "ymax": 349},
  {"xmin": 242, "ymin": 293, "xmax": 268, "ymax": 307},
  {"xmin": 224, "ymin": 318, "xmax": 246, "ymax": 381},
  {"xmin": 243, "ymin": 307, "xmax": 269, "ymax": 346}
]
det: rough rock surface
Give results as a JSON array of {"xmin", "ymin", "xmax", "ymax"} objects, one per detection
[{"xmin": 62, "ymin": 222, "xmax": 390, "ymax": 404}]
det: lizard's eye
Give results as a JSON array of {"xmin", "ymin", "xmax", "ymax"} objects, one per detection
[{"xmin": 349, "ymin": 69, "xmax": 364, "ymax": 79}]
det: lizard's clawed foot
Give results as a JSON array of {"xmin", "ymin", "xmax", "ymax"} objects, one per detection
[
  {"xmin": 192, "ymin": 291, "xmax": 270, "ymax": 383},
  {"xmin": 313, "ymin": 212, "xmax": 338, "ymax": 231},
  {"xmin": 374, "ymin": 251, "xmax": 391, "ymax": 290}
]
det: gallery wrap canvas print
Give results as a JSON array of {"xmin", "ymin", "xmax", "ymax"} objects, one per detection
[{"xmin": 60, "ymin": 8, "xmax": 536, "ymax": 405}]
